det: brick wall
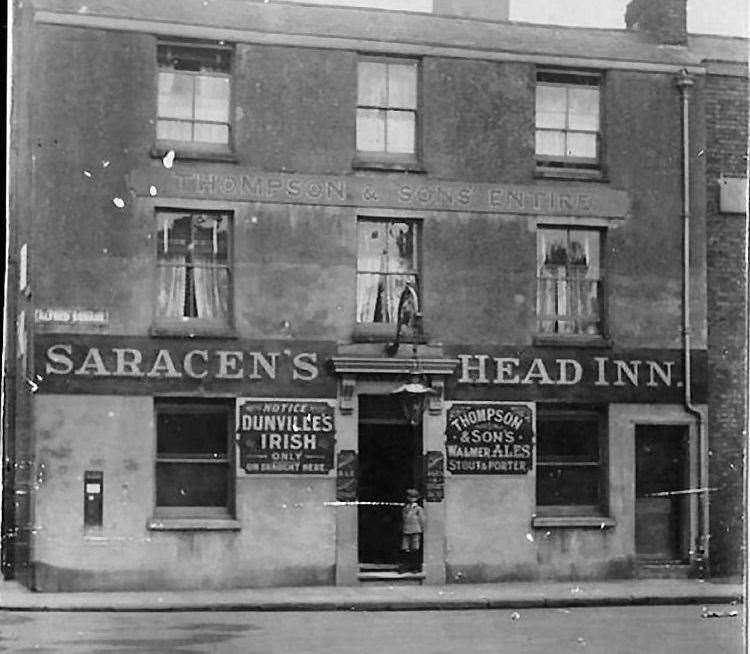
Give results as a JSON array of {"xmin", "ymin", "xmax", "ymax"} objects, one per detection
[{"xmin": 705, "ymin": 72, "xmax": 748, "ymax": 577}]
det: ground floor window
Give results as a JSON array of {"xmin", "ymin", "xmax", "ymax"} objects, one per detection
[
  {"xmin": 154, "ymin": 398, "xmax": 234, "ymax": 517},
  {"xmin": 536, "ymin": 405, "xmax": 606, "ymax": 516}
]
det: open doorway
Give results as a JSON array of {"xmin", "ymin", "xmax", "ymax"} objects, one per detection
[
  {"xmin": 635, "ymin": 425, "xmax": 690, "ymax": 562},
  {"xmin": 358, "ymin": 395, "xmax": 422, "ymax": 566}
]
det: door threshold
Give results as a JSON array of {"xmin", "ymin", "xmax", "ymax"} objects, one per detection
[
  {"xmin": 358, "ymin": 570, "xmax": 425, "ymax": 584},
  {"xmin": 636, "ymin": 560, "xmax": 692, "ymax": 579},
  {"xmin": 359, "ymin": 563, "xmax": 399, "ymax": 572}
]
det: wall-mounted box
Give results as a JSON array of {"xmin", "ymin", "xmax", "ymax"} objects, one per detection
[{"xmin": 719, "ymin": 175, "xmax": 748, "ymax": 214}]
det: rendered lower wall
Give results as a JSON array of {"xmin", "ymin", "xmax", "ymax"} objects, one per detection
[
  {"xmin": 31, "ymin": 395, "xmax": 336, "ymax": 591},
  {"xmin": 444, "ymin": 404, "xmax": 698, "ymax": 582}
]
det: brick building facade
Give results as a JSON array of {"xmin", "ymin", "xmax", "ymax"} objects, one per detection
[{"xmin": 692, "ymin": 34, "xmax": 748, "ymax": 577}]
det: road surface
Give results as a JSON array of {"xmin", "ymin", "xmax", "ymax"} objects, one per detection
[{"xmin": 0, "ymin": 604, "xmax": 743, "ymax": 653}]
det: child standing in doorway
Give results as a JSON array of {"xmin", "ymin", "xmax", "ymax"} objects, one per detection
[{"xmin": 400, "ymin": 488, "xmax": 425, "ymax": 573}]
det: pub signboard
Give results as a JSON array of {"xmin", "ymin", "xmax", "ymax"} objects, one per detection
[
  {"xmin": 445, "ymin": 403, "xmax": 534, "ymax": 475},
  {"xmin": 237, "ymin": 399, "xmax": 336, "ymax": 474}
]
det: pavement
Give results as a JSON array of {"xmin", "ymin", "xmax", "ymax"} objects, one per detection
[{"xmin": 0, "ymin": 577, "xmax": 743, "ymax": 612}]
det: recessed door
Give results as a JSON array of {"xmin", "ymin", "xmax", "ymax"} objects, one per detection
[
  {"xmin": 358, "ymin": 395, "xmax": 422, "ymax": 565},
  {"xmin": 635, "ymin": 425, "xmax": 690, "ymax": 561}
]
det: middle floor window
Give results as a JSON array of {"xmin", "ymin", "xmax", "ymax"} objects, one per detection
[
  {"xmin": 155, "ymin": 209, "xmax": 232, "ymax": 331},
  {"xmin": 356, "ymin": 218, "xmax": 420, "ymax": 324},
  {"xmin": 537, "ymin": 226, "xmax": 603, "ymax": 336}
]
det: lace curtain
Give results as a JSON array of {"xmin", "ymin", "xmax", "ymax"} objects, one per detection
[
  {"xmin": 537, "ymin": 228, "xmax": 600, "ymax": 335},
  {"xmin": 357, "ymin": 220, "xmax": 417, "ymax": 323},
  {"xmin": 156, "ymin": 213, "xmax": 229, "ymax": 323}
]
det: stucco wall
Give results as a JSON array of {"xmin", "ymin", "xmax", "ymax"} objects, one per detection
[
  {"xmin": 32, "ymin": 395, "xmax": 336, "ymax": 591},
  {"xmin": 444, "ymin": 403, "xmax": 699, "ymax": 582},
  {"xmin": 27, "ymin": 25, "xmax": 706, "ymax": 350}
]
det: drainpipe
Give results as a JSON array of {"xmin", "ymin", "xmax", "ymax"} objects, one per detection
[{"xmin": 676, "ymin": 69, "xmax": 709, "ymax": 575}]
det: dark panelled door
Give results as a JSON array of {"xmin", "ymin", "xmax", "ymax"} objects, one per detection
[{"xmin": 635, "ymin": 425, "xmax": 689, "ymax": 561}]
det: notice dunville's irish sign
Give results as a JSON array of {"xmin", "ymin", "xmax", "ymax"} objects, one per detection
[{"xmin": 237, "ymin": 399, "xmax": 336, "ymax": 474}]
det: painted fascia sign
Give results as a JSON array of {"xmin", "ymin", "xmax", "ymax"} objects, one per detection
[{"xmin": 236, "ymin": 398, "xmax": 336, "ymax": 474}]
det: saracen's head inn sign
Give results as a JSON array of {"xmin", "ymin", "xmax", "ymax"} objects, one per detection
[{"xmin": 35, "ymin": 336, "xmax": 705, "ymax": 403}]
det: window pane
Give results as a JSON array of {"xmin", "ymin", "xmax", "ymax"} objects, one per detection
[
  {"xmin": 156, "ymin": 264, "xmax": 187, "ymax": 319},
  {"xmin": 157, "ymin": 410, "xmax": 228, "ymax": 456},
  {"xmin": 386, "ymin": 221, "xmax": 417, "ymax": 272},
  {"xmin": 388, "ymin": 63, "xmax": 417, "ymax": 109},
  {"xmin": 192, "ymin": 266, "xmax": 230, "ymax": 320},
  {"xmin": 568, "ymin": 86, "xmax": 599, "ymax": 131},
  {"xmin": 194, "ymin": 122, "xmax": 229, "ymax": 144},
  {"xmin": 386, "ymin": 110, "xmax": 415, "ymax": 154},
  {"xmin": 538, "ymin": 416, "xmax": 599, "ymax": 462},
  {"xmin": 194, "ymin": 75, "xmax": 230, "ymax": 122},
  {"xmin": 157, "ymin": 214, "xmax": 192, "ymax": 257},
  {"xmin": 384, "ymin": 273, "xmax": 417, "ymax": 322},
  {"xmin": 539, "ymin": 228, "xmax": 568, "ymax": 267},
  {"xmin": 158, "ymin": 72, "xmax": 194, "ymax": 120},
  {"xmin": 192, "ymin": 215, "xmax": 228, "ymax": 260},
  {"xmin": 536, "ymin": 130, "xmax": 565, "ymax": 157},
  {"xmin": 358, "ymin": 61, "xmax": 387, "ymax": 106},
  {"xmin": 156, "ymin": 462, "xmax": 228, "ymax": 507},
  {"xmin": 536, "ymin": 85, "xmax": 566, "ymax": 128},
  {"xmin": 537, "ymin": 465, "xmax": 600, "ymax": 505},
  {"xmin": 356, "ymin": 273, "xmax": 385, "ymax": 322},
  {"xmin": 566, "ymin": 132, "xmax": 597, "ymax": 159},
  {"xmin": 156, "ymin": 120, "xmax": 192, "ymax": 142},
  {"xmin": 569, "ymin": 230, "xmax": 600, "ymax": 277},
  {"xmin": 358, "ymin": 221, "xmax": 388, "ymax": 271},
  {"xmin": 357, "ymin": 108, "xmax": 386, "ymax": 151}
]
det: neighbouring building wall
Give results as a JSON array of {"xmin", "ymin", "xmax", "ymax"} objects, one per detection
[{"xmin": 705, "ymin": 70, "xmax": 748, "ymax": 577}]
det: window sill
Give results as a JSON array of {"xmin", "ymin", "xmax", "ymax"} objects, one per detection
[
  {"xmin": 535, "ymin": 166, "xmax": 606, "ymax": 182},
  {"xmin": 532, "ymin": 333, "xmax": 612, "ymax": 348},
  {"xmin": 533, "ymin": 516, "xmax": 615, "ymax": 529},
  {"xmin": 147, "ymin": 517, "xmax": 241, "ymax": 531},
  {"xmin": 352, "ymin": 155, "xmax": 425, "ymax": 174},
  {"xmin": 149, "ymin": 324, "xmax": 237, "ymax": 339},
  {"xmin": 352, "ymin": 322, "xmax": 428, "ymax": 343},
  {"xmin": 151, "ymin": 143, "xmax": 238, "ymax": 164}
]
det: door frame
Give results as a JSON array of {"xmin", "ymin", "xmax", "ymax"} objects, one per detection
[
  {"xmin": 332, "ymin": 375, "xmax": 451, "ymax": 585},
  {"xmin": 634, "ymin": 424, "xmax": 692, "ymax": 561},
  {"xmin": 630, "ymin": 411, "xmax": 700, "ymax": 564},
  {"xmin": 357, "ymin": 399, "xmax": 423, "ymax": 566}
]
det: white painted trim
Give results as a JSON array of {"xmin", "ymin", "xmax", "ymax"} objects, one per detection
[{"xmin": 34, "ymin": 11, "xmax": 707, "ymax": 75}]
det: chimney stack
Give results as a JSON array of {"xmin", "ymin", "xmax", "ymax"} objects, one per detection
[
  {"xmin": 625, "ymin": 0, "xmax": 687, "ymax": 45},
  {"xmin": 434, "ymin": 0, "xmax": 509, "ymax": 22}
]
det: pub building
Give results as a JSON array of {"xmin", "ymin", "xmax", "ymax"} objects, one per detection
[{"xmin": 4, "ymin": 0, "xmax": 721, "ymax": 591}]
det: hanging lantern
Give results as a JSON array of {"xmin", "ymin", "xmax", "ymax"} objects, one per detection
[{"xmin": 391, "ymin": 374, "xmax": 436, "ymax": 426}]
